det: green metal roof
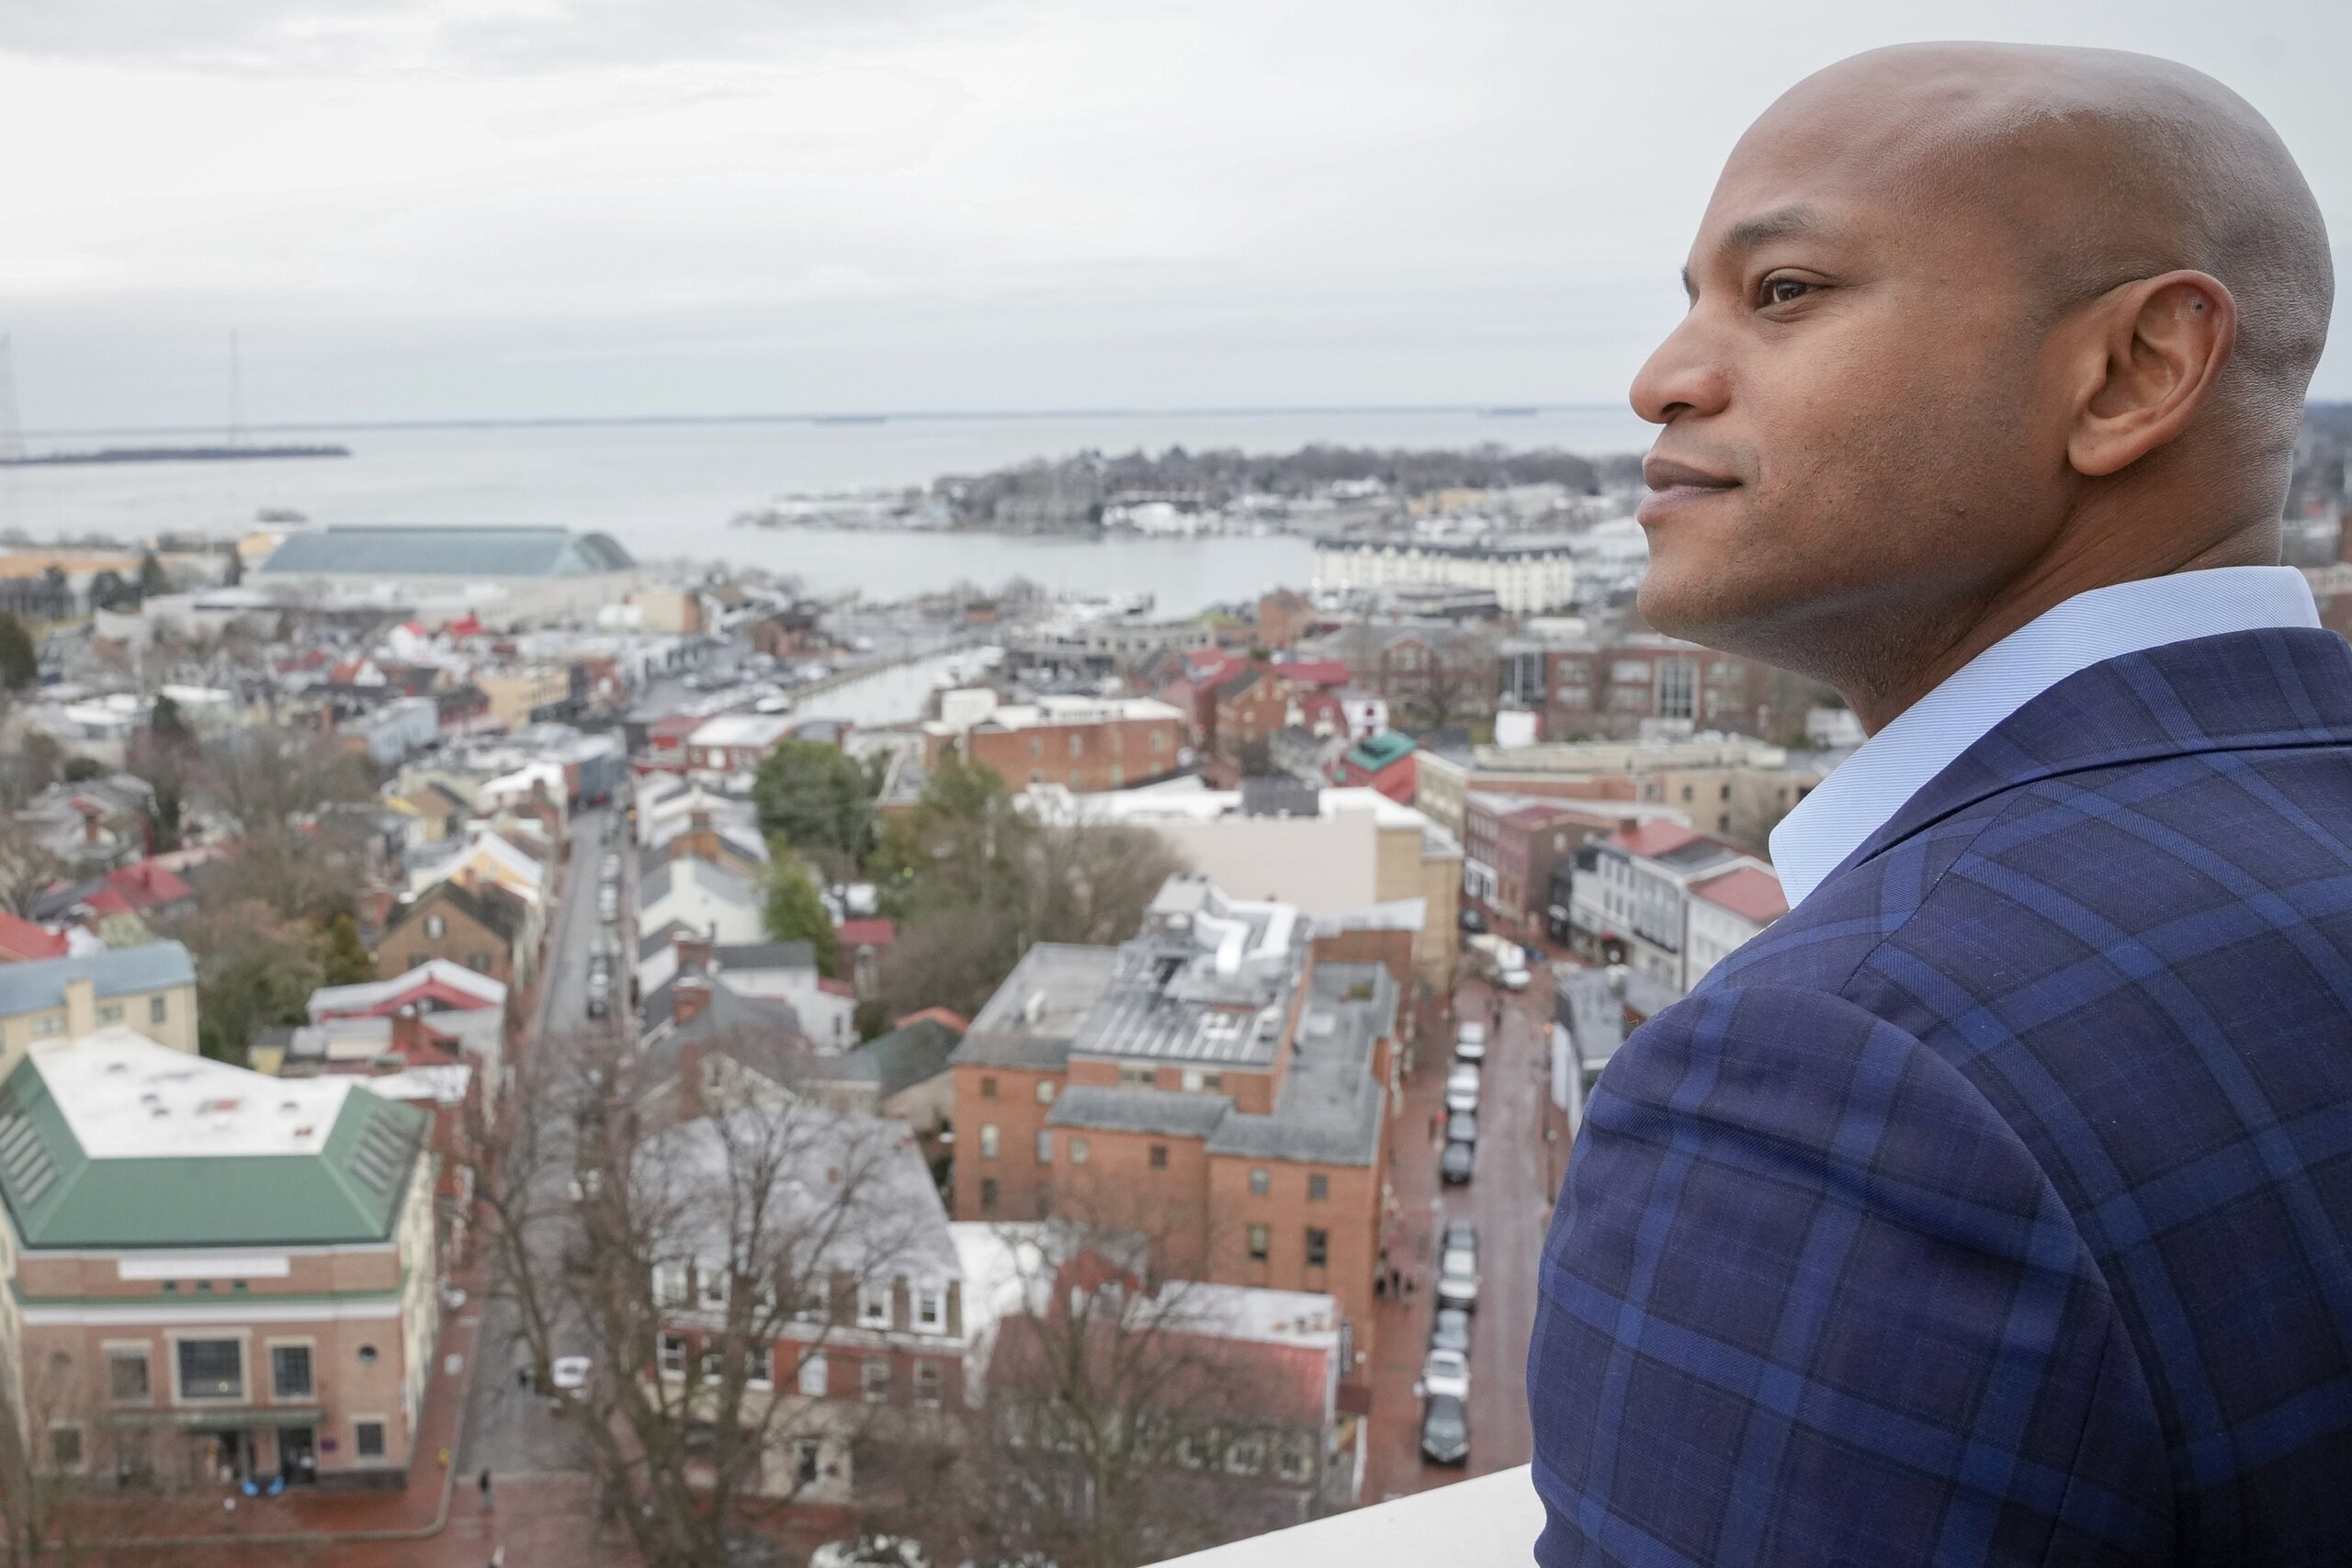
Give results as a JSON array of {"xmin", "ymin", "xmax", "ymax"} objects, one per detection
[
  {"xmin": 1344, "ymin": 732, "xmax": 1417, "ymax": 772},
  {"xmin": 0, "ymin": 1051, "xmax": 429, "ymax": 1251}
]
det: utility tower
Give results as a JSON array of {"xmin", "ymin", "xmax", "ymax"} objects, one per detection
[{"xmin": 0, "ymin": 333, "xmax": 23, "ymax": 460}]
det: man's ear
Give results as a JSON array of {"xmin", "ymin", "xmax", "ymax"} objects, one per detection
[{"xmin": 2068, "ymin": 270, "xmax": 2235, "ymax": 478}]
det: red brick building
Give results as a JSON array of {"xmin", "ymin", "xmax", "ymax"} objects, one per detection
[
  {"xmin": 923, "ymin": 695, "xmax": 1187, "ymax": 793},
  {"xmin": 949, "ymin": 877, "xmax": 1398, "ymax": 1368}
]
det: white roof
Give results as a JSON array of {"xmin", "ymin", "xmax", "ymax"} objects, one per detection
[
  {"xmin": 32, "ymin": 1029, "xmax": 363, "ymax": 1159},
  {"xmin": 308, "ymin": 958, "xmax": 506, "ymax": 1021},
  {"xmin": 925, "ymin": 695, "xmax": 1183, "ymax": 736},
  {"xmin": 688, "ymin": 713, "xmax": 798, "ymax": 749},
  {"xmin": 362, "ymin": 1065, "xmax": 473, "ymax": 1107}
]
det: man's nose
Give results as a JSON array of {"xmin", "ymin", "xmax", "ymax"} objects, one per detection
[{"xmin": 1630, "ymin": 310, "xmax": 1731, "ymax": 427}]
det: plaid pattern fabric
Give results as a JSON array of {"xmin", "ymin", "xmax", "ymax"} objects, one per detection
[{"xmin": 1531, "ymin": 629, "xmax": 2352, "ymax": 1566}]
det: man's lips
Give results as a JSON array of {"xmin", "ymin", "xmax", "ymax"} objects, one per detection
[{"xmin": 1637, "ymin": 457, "xmax": 1739, "ymax": 525}]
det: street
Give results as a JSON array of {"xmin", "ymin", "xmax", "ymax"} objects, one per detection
[
  {"xmin": 1363, "ymin": 965, "xmax": 1555, "ymax": 1498},
  {"xmin": 457, "ymin": 803, "xmax": 616, "ymax": 1481}
]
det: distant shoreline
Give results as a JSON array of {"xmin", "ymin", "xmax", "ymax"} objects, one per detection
[{"xmin": 9, "ymin": 402, "xmax": 1643, "ymax": 442}]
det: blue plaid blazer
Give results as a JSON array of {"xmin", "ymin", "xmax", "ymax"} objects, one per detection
[{"xmin": 1530, "ymin": 628, "xmax": 2352, "ymax": 1566}]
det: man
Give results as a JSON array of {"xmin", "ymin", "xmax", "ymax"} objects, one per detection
[{"xmin": 1529, "ymin": 43, "xmax": 2346, "ymax": 1565}]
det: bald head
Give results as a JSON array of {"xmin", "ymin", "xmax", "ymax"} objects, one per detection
[
  {"xmin": 1763, "ymin": 43, "xmax": 2331, "ymax": 425},
  {"xmin": 1631, "ymin": 43, "xmax": 2335, "ymax": 726}
]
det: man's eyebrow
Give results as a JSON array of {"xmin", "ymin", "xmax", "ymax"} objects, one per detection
[
  {"xmin": 1681, "ymin": 205, "xmax": 1832, "ymax": 299},
  {"xmin": 1723, "ymin": 205, "xmax": 1824, "ymax": 251}
]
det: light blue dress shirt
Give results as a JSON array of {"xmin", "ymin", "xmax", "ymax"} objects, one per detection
[{"xmin": 1769, "ymin": 565, "xmax": 2322, "ymax": 908}]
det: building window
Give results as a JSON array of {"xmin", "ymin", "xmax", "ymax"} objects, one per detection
[
  {"xmin": 1276, "ymin": 1432, "xmax": 1317, "ymax": 1483},
  {"xmin": 1306, "ymin": 1228, "xmax": 1329, "ymax": 1268},
  {"xmin": 796, "ymin": 1439, "xmax": 822, "ymax": 1486},
  {"xmin": 96, "ymin": 1002, "xmax": 123, "ymax": 1023},
  {"xmin": 1680, "ymin": 784, "xmax": 1694, "ymax": 803},
  {"xmin": 469, "ymin": 953, "xmax": 491, "ymax": 973},
  {"xmin": 1069, "ymin": 733, "xmax": 1083, "ymax": 757},
  {"xmin": 979, "ymin": 1077, "xmax": 998, "ymax": 1100},
  {"xmin": 914, "ymin": 1283, "xmax": 944, "ymax": 1332},
  {"xmin": 654, "ymin": 1261, "xmax": 689, "ymax": 1307},
  {"xmin": 1035, "ymin": 1079, "xmax": 1055, "ymax": 1104},
  {"xmin": 424, "ymin": 914, "xmax": 446, "ymax": 939},
  {"xmin": 1248, "ymin": 1224, "xmax": 1270, "ymax": 1261},
  {"xmin": 659, "ymin": 1334, "xmax": 687, "ymax": 1378},
  {"xmin": 979, "ymin": 1179, "xmax": 999, "ymax": 1213},
  {"xmin": 1069, "ymin": 1137, "xmax": 1089, "ymax": 1165},
  {"xmin": 863, "ymin": 1359, "xmax": 891, "ymax": 1403},
  {"xmin": 1035, "ymin": 1131, "xmax": 1053, "ymax": 1165},
  {"xmin": 48, "ymin": 1426, "xmax": 82, "ymax": 1472},
  {"xmin": 149, "ymin": 996, "xmax": 168, "ymax": 1024},
  {"xmin": 1149, "ymin": 1144, "xmax": 1168, "ymax": 1169},
  {"xmin": 1250, "ymin": 1168, "xmax": 1270, "ymax": 1198},
  {"xmin": 1030, "ymin": 737, "xmax": 1043, "ymax": 758},
  {"xmin": 700, "ymin": 1267, "xmax": 729, "ymax": 1312},
  {"xmin": 355, "ymin": 1421, "xmax": 386, "ymax": 1461},
  {"xmin": 175, "ymin": 1339, "xmax": 243, "ymax": 1401},
  {"xmin": 915, "ymin": 1362, "xmax": 944, "ymax": 1409},
  {"xmin": 1721, "ymin": 784, "xmax": 1733, "ymax": 801},
  {"xmin": 31, "ymin": 1013, "xmax": 63, "ymax": 1038},
  {"xmin": 857, "ymin": 1280, "xmax": 893, "ymax": 1328},
  {"xmin": 798, "ymin": 1349, "xmax": 828, "ymax": 1396},
  {"xmin": 107, "ymin": 1349, "xmax": 151, "ymax": 1404},
  {"xmin": 978, "ymin": 1124, "xmax": 999, "ymax": 1159},
  {"xmin": 1658, "ymin": 660, "xmax": 1697, "ymax": 720},
  {"xmin": 270, "ymin": 1345, "xmax": 314, "ymax": 1401},
  {"xmin": 1225, "ymin": 1433, "xmax": 1265, "ymax": 1475}
]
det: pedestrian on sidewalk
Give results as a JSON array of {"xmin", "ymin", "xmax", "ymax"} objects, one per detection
[{"xmin": 479, "ymin": 1467, "xmax": 492, "ymax": 1508}]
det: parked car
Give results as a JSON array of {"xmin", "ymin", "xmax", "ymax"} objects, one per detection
[
  {"xmin": 1430, "ymin": 1306, "xmax": 1472, "ymax": 1356},
  {"xmin": 597, "ymin": 886, "xmax": 620, "ymax": 923},
  {"xmin": 1419, "ymin": 1348, "xmax": 1471, "ymax": 1402},
  {"xmin": 600, "ymin": 852, "xmax": 621, "ymax": 880},
  {"xmin": 1419, "ymin": 1393, "xmax": 1470, "ymax": 1466},
  {"xmin": 1440, "ymin": 1140, "xmax": 1476, "ymax": 1185},
  {"xmin": 1444, "ymin": 1065, "xmax": 1481, "ymax": 1113},
  {"xmin": 1446, "ymin": 1109, "xmax": 1477, "ymax": 1145},
  {"xmin": 1442, "ymin": 1217, "xmax": 1478, "ymax": 1258},
  {"xmin": 585, "ymin": 989, "xmax": 608, "ymax": 1020},
  {"xmin": 1438, "ymin": 1246, "xmax": 1480, "ymax": 1309},
  {"xmin": 550, "ymin": 1355, "xmax": 592, "ymax": 1400},
  {"xmin": 1457, "ymin": 905, "xmax": 1487, "ymax": 933},
  {"xmin": 1453, "ymin": 1021, "xmax": 1487, "ymax": 1064}
]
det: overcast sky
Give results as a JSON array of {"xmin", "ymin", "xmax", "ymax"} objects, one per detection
[{"xmin": 0, "ymin": 0, "xmax": 2346, "ymax": 428}]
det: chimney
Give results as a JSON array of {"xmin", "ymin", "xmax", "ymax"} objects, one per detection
[
  {"xmin": 676, "ymin": 937, "xmax": 713, "ymax": 978},
  {"xmin": 64, "ymin": 976, "xmax": 96, "ymax": 1037},
  {"xmin": 673, "ymin": 975, "xmax": 713, "ymax": 1026},
  {"xmin": 81, "ymin": 805, "xmax": 101, "ymax": 845}
]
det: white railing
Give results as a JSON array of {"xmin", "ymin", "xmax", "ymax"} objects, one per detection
[{"xmin": 1159, "ymin": 1467, "xmax": 1540, "ymax": 1566}]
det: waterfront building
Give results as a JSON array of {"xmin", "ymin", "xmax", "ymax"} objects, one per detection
[
  {"xmin": 1311, "ymin": 535, "xmax": 1576, "ymax": 614},
  {"xmin": 254, "ymin": 525, "xmax": 642, "ymax": 627}
]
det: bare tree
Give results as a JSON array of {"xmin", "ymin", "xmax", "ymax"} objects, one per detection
[
  {"xmin": 470, "ymin": 1032, "xmax": 952, "ymax": 1568},
  {"xmin": 0, "ymin": 818, "xmax": 63, "ymax": 918},
  {"xmin": 893, "ymin": 1201, "xmax": 1337, "ymax": 1568}
]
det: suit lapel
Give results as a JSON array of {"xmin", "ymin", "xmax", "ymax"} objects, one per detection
[{"xmin": 1823, "ymin": 626, "xmax": 2352, "ymax": 888}]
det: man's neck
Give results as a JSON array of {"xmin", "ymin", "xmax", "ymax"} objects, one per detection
[{"xmin": 1843, "ymin": 528, "xmax": 2280, "ymax": 735}]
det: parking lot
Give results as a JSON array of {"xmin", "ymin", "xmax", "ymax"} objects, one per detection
[{"xmin": 1362, "ymin": 965, "xmax": 1556, "ymax": 1498}]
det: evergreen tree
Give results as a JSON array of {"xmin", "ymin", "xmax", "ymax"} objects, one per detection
[
  {"xmin": 0, "ymin": 612, "xmax": 35, "ymax": 690},
  {"xmin": 137, "ymin": 550, "xmax": 171, "ymax": 600},
  {"xmin": 752, "ymin": 740, "xmax": 876, "ymax": 880},
  {"xmin": 762, "ymin": 842, "xmax": 842, "ymax": 977},
  {"xmin": 319, "ymin": 914, "xmax": 375, "ymax": 987}
]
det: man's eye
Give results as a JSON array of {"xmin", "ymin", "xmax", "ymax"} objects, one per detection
[{"xmin": 1761, "ymin": 276, "xmax": 1815, "ymax": 306}]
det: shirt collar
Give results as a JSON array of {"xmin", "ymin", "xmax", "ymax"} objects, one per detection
[{"xmin": 1769, "ymin": 565, "xmax": 2321, "ymax": 908}]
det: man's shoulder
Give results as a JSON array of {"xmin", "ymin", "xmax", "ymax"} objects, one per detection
[{"xmin": 1718, "ymin": 732, "xmax": 2352, "ymax": 999}]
